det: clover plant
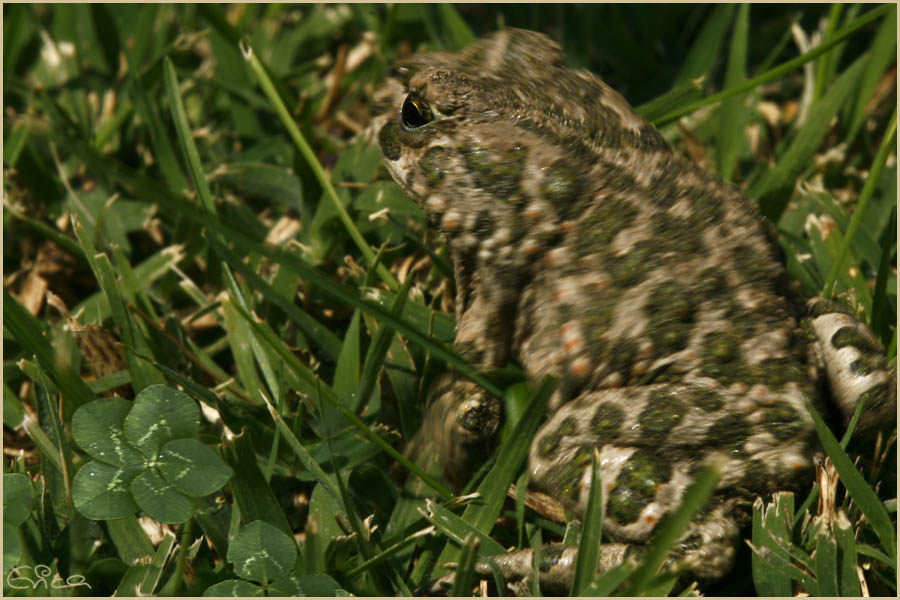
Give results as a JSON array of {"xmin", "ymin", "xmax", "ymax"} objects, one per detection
[
  {"xmin": 71, "ymin": 384, "xmax": 233, "ymax": 524},
  {"xmin": 203, "ymin": 520, "xmax": 348, "ymax": 596}
]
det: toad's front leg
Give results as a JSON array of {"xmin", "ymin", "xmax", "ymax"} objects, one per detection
[{"xmin": 403, "ymin": 377, "xmax": 501, "ymax": 491}]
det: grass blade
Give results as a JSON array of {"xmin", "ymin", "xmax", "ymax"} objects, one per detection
[
  {"xmin": 204, "ymin": 227, "xmax": 500, "ymax": 396},
  {"xmin": 241, "ymin": 42, "xmax": 399, "ymax": 291},
  {"xmin": 806, "ymin": 211, "xmax": 872, "ymax": 315},
  {"xmin": 585, "ymin": 561, "xmax": 635, "ymax": 596},
  {"xmin": 654, "ymin": 4, "xmax": 892, "ymax": 127},
  {"xmin": 846, "ymin": 5, "xmax": 897, "ymax": 142},
  {"xmin": 163, "ymin": 57, "xmax": 218, "ymax": 216},
  {"xmin": 66, "ymin": 245, "xmax": 186, "ymax": 330},
  {"xmin": 355, "ymin": 275, "xmax": 416, "ymax": 414},
  {"xmin": 570, "ymin": 452, "xmax": 603, "ymax": 596},
  {"xmin": 4, "ymin": 291, "xmax": 96, "ymax": 411},
  {"xmin": 822, "ymin": 107, "xmax": 897, "ymax": 297},
  {"xmin": 221, "ymin": 295, "xmax": 266, "ymax": 404},
  {"xmin": 420, "ymin": 499, "xmax": 508, "ymax": 557},
  {"xmin": 138, "ymin": 530, "xmax": 176, "ymax": 594},
  {"xmin": 125, "ymin": 70, "xmax": 188, "ymax": 194},
  {"xmin": 203, "ymin": 238, "xmax": 342, "ymax": 361},
  {"xmin": 751, "ymin": 540, "xmax": 819, "ymax": 594},
  {"xmin": 716, "ymin": 3, "xmax": 750, "ymax": 181},
  {"xmin": 814, "ymin": 524, "xmax": 840, "ymax": 596},
  {"xmin": 106, "ymin": 515, "xmax": 156, "ymax": 565},
  {"xmin": 811, "ymin": 4, "xmax": 844, "ymax": 103},
  {"xmin": 333, "ymin": 310, "xmax": 361, "ymax": 401},
  {"xmin": 833, "ymin": 510, "xmax": 862, "ymax": 596},
  {"xmin": 673, "ymin": 4, "xmax": 736, "ymax": 84},
  {"xmin": 807, "ymin": 399, "xmax": 896, "ymax": 562},
  {"xmin": 449, "ymin": 534, "xmax": 480, "ymax": 597},
  {"xmin": 437, "ymin": 4, "xmax": 475, "ymax": 49},
  {"xmin": 72, "ymin": 219, "xmax": 165, "ymax": 391},
  {"xmin": 636, "ymin": 78, "xmax": 705, "ymax": 123},
  {"xmin": 224, "ymin": 429, "xmax": 294, "ymax": 536},
  {"xmin": 751, "ymin": 493, "xmax": 795, "ymax": 595},
  {"xmin": 871, "ymin": 203, "xmax": 896, "ymax": 339},
  {"xmin": 753, "ymin": 54, "xmax": 868, "ymax": 219}
]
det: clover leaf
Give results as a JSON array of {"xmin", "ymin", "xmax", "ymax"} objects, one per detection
[
  {"xmin": 158, "ymin": 438, "xmax": 234, "ymax": 497},
  {"xmin": 202, "ymin": 521, "xmax": 348, "ymax": 597},
  {"xmin": 71, "ymin": 397, "xmax": 144, "ymax": 466},
  {"xmin": 71, "ymin": 384, "xmax": 232, "ymax": 523},
  {"xmin": 123, "ymin": 385, "xmax": 200, "ymax": 456},
  {"xmin": 230, "ymin": 520, "xmax": 297, "ymax": 584},
  {"xmin": 3, "ymin": 474, "xmax": 35, "ymax": 528},
  {"xmin": 4, "ymin": 473, "xmax": 35, "ymax": 573}
]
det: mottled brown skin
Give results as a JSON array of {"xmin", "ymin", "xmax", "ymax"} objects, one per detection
[{"xmin": 375, "ymin": 29, "xmax": 895, "ymax": 593}]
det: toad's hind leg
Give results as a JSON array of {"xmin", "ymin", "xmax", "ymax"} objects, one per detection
[
  {"xmin": 429, "ymin": 503, "xmax": 743, "ymax": 595},
  {"xmin": 805, "ymin": 298, "xmax": 896, "ymax": 438}
]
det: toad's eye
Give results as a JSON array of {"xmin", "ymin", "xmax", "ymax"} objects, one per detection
[{"xmin": 401, "ymin": 93, "xmax": 434, "ymax": 129}]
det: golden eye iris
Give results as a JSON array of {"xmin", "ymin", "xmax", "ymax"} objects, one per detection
[{"xmin": 401, "ymin": 93, "xmax": 434, "ymax": 129}]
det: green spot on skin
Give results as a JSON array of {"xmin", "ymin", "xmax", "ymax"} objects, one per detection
[
  {"xmin": 731, "ymin": 244, "xmax": 775, "ymax": 283},
  {"xmin": 650, "ymin": 213, "xmax": 701, "ymax": 255},
  {"xmin": 757, "ymin": 358, "xmax": 805, "ymax": 388},
  {"xmin": 638, "ymin": 392, "xmax": 684, "ymax": 442},
  {"xmin": 537, "ymin": 416, "xmax": 578, "ymax": 458},
  {"xmin": 421, "ymin": 146, "xmax": 452, "ymax": 185},
  {"xmin": 462, "ymin": 145, "xmax": 491, "ymax": 179},
  {"xmin": 696, "ymin": 268, "xmax": 728, "ymax": 298},
  {"xmin": 591, "ymin": 402, "xmax": 624, "ymax": 440},
  {"xmin": 743, "ymin": 459, "xmax": 769, "ymax": 492},
  {"xmin": 762, "ymin": 401, "xmax": 804, "ymax": 441},
  {"xmin": 461, "ymin": 142, "xmax": 527, "ymax": 198},
  {"xmin": 700, "ymin": 330, "xmax": 750, "ymax": 384},
  {"xmin": 704, "ymin": 414, "xmax": 750, "ymax": 454},
  {"xmin": 540, "ymin": 159, "xmax": 583, "ymax": 218},
  {"xmin": 807, "ymin": 298, "xmax": 851, "ymax": 318},
  {"xmin": 831, "ymin": 326, "xmax": 879, "ymax": 354},
  {"xmin": 688, "ymin": 189, "xmax": 725, "ymax": 227},
  {"xmin": 583, "ymin": 288, "xmax": 618, "ymax": 350},
  {"xmin": 544, "ymin": 446, "xmax": 592, "ymax": 505},
  {"xmin": 646, "ymin": 281, "xmax": 696, "ymax": 355},
  {"xmin": 607, "ymin": 449, "xmax": 671, "ymax": 525},
  {"xmin": 379, "ymin": 122, "xmax": 401, "ymax": 161},
  {"xmin": 691, "ymin": 388, "xmax": 724, "ymax": 412},
  {"xmin": 606, "ymin": 337, "xmax": 638, "ymax": 379},
  {"xmin": 708, "ymin": 333, "xmax": 738, "ymax": 363},
  {"xmin": 607, "ymin": 241, "xmax": 656, "ymax": 286},
  {"xmin": 574, "ymin": 198, "xmax": 638, "ymax": 257}
]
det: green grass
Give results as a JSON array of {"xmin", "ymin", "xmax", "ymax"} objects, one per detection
[{"xmin": 3, "ymin": 4, "xmax": 896, "ymax": 596}]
